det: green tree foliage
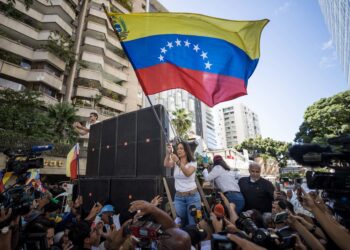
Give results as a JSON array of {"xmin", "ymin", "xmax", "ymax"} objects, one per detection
[
  {"xmin": 6, "ymin": 0, "xmax": 33, "ymax": 10},
  {"xmin": 0, "ymin": 89, "xmax": 53, "ymax": 140},
  {"xmin": 171, "ymin": 108, "xmax": 192, "ymax": 139},
  {"xmin": 48, "ymin": 102, "xmax": 78, "ymax": 144},
  {"xmin": 294, "ymin": 90, "xmax": 350, "ymax": 143},
  {"xmin": 235, "ymin": 136, "xmax": 290, "ymax": 167},
  {"xmin": 43, "ymin": 32, "xmax": 74, "ymax": 67},
  {"xmin": 0, "ymin": 89, "xmax": 78, "ymax": 149}
]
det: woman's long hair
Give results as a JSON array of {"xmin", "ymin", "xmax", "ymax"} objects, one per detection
[
  {"xmin": 176, "ymin": 141, "xmax": 195, "ymax": 163},
  {"xmin": 213, "ymin": 156, "xmax": 231, "ymax": 171}
]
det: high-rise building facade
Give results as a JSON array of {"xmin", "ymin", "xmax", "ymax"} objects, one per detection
[
  {"xmin": 0, "ymin": 0, "xmax": 77, "ymax": 104},
  {"xmin": 319, "ymin": 0, "xmax": 350, "ymax": 85},
  {"xmin": 148, "ymin": 89, "xmax": 198, "ymax": 137},
  {"xmin": 0, "ymin": 0, "xmax": 166, "ymax": 143},
  {"xmin": 217, "ymin": 103, "xmax": 261, "ymax": 148},
  {"xmin": 201, "ymin": 103, "xmax": 218, "ymax": 150}
]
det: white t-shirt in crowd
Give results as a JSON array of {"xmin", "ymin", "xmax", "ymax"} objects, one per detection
[
  {"xmin": 86, "ymin": 120, "xmax": 100, "ymax": 129},
  {"xmin": 174, "ymin": 161, "xmax": 197, "ymax": 192},
  {"xmin": 202, "ymin": 165, "xmax": 240, "ymax": 193},
  {"xmin": 85, "ymin": 120, "xmax": 100, "ymax": 136}
]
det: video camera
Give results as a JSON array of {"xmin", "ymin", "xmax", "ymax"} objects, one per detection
[
  {"xmin": 289, "ymin": 135, "xmax": 350, "ymax": 219},
  {"xmin": 236, "ymin": 212, "xmax": 295, "ymax": 249},
  {"xmin": 0, "ymin": 145, "xmax": 53, "ymax": 228},
  {"xmin": 289, "ymin": 134, "xmax": 350, "ymax": 168},
  {"xmin": 125, "ymin": 215, "xmax": 164, "ymax": 248},
  {"xmin": 3, "ymin": 145, "xmax": 52, "ymax": 176}
]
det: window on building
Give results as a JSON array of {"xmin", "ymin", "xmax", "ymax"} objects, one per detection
[{"xmin": 20, "ymin": 59, "xmax": 31, "ymax": 70}]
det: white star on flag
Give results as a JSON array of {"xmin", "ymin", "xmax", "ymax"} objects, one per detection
[
  {"xmin": 175, "ymin": 39, "xmax": 181, "ymax": 46},
  {"xmin": 205, "ymin": 61, "xmax": 212, "ymax": 69},
  {"xmin": 201, "ymin": 51, "xmax": 208, "ymax": 60},
  {"xmin": 158, "ymin": 55, "xmax": 164, "ymax": 61},
  {"xmin": 166, "ymin": 42, "xmax": 173, "ymax": 48},
  {"xmin": 184, "ymin": 40, "xmax": 191, "ymax": 47},
  {"xmin": 161, "ymin": 47, "xmax": 167, "ymax": 54},
  {"xmin": 193, "ymin": 44, "xmax": 200, "ymax": 52}
]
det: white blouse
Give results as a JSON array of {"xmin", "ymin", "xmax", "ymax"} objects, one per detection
[
  {"xmin": 174, "ymin": 161, "xmax": 197, "ymax": 192},
  {"xmin": 203, "ymin": 165, "xmax": 240, "ymax": 193}
]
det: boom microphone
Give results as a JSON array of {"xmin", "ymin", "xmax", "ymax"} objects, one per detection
[{"xmin": 288, "ymin": 144, "xmax": 332, "ymax": 166}]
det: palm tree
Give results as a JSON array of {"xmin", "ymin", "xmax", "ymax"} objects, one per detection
[
  {"xmin": 171, "ymin": 108, "xmax": 192, "ymax": 139},
  {"xmin": 48, "ymin": 102, "xmax": 78, "ymax": 144}
]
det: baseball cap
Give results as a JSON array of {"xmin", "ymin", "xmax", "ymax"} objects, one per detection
[{"xmin": 98, "ymin": 204, "xmax": 115, "ymax": 216}]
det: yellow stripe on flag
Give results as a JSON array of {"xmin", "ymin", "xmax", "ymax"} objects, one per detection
[{"xmin": 108, "ymin": 12, "xmax": 268, "ymax": 60}]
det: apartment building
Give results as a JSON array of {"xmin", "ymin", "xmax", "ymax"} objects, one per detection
[
  {"xmin": 0, "ymin": 0, "xmax": 77, "ymax": 104},
  {"xmin": 217, "ymin": 103, "xmax": 261, "ymax": 148},
  {"xmin": 0, "ymin": 0, "xmax": 166, "ymax": 144},
  {"xmin": 319, "ymin": 0, "xmax": 350, "ymax": 85}
]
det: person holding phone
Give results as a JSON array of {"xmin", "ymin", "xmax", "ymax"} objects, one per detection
[
  {"xmin": 93, "ymin": 204, "xmax": 121, "ymax": 233},
  {"xmin": 164, "ymin": 141, "xmax": 201, "ymax": 227}
]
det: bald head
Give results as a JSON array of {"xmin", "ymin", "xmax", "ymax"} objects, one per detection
[
  {"xmin": 158, "ymin": 228, "xmax": 191, "ymax": 250},
  {"xmin": 249, "ymin": 162, "xmax": 261, "ymax": 181}
]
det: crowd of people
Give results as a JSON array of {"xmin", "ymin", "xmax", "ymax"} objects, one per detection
[{"xmin": 0, "ymin": 140, "xmax": 349, "ymax": 249}]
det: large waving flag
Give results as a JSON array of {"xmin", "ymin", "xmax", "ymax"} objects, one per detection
[
  {"xmin": 109, "ymin": 13, "xmax": 268, "ymax": 107},
  {"xmin": 66, "ymin": 143, "xmax": 79, "ymax": 180}
]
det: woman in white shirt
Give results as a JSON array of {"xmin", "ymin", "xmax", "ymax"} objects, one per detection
[
  {"xmin": 203, "ymin": 155, "xmax": 245, "ymax": 213},
  {"xmin": 164, "ymin": 141, "xmax": 201, "ymax": 227}
]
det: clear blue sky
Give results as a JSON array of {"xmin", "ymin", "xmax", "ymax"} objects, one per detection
[{"xmin": 158, "ymin": 0, "xmax": 348, "ymax": 142}]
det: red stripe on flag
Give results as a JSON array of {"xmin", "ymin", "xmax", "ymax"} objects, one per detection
[
  {"xmin": 70, "ymin": 157, "xmax": 78, "ymax": 180},
  {"xmin": 136, "ymin": 63, "xmax": 247, "ymax": 107}
]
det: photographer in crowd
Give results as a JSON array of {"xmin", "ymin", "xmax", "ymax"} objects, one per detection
[
  {"xmin": 202, "ymin": 155, "xmax": 245, "ymax": 213},
  {"xmin": 164, "ymin": 141, "xmax": 201, "ymax": 227}
]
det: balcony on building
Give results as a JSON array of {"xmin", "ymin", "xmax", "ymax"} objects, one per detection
[
  {"xmin": 78, "ymin": 67, "xmax": 127, "ymax": 88},
  {"xmin": 0, "ymin": 0, "xmax": 73, "ymax": 36},
  {"xmin": 38, "ymin": 92, "xmax": 59, "ymax": 106},
  {"xmin": 99, "ymin": 95, "xmax": 125, "ymax": 112},
  {"xmin": 0, "ymin": 60, "xmax": 63, "ymax": 90},
  {"xmin": 83, "ymin": 36, "xmax": 128, "ymax": 68},
  {"xmin": 0, "ymin": 12, "xmax": 53, "ymax": 48},
  {"xmin": 0, "ymin": 35, "xmax": 66, "ymax": 71},
  {"xmin": 85, "ymin": 21, "xmax": 122, "ymax": 50},
  {"xmin": 80, "ymin": 51, "xmax": 128, "ymax": 82},
  {"xmin": 33, "ymin": 0, "xmax": 76, "ymax": 22}
]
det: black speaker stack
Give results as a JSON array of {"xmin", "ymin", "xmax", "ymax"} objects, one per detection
[{"xmin": 80, "ymin": 105, "xmax": 174, "ymax": 213}]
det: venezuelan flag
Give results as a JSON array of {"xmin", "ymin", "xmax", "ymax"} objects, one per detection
[
  {"xmin": 66, "ymin": 143, "xmax": 79, "ymax": 180},
  {"xmin": 109, "ymin": 12, "xmax": 268, "ymax": 107}
]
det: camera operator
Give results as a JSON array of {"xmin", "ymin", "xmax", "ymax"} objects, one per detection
[
  {"xmin": 202, "ymin": 155, "xmax": 245, "ymax": 213},
  {"xmin": 239, "ymin": 162, "xmax": 275, "ymax": 213}
]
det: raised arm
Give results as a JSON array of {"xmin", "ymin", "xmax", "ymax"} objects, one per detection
[
  {"xmin": 302, "ymin": 189, "xmax": 350, "ymax": 250},
  {"xmin": 202, "ymin": 165, "xmax": 221, "ymax": 181},
  {"xmin": 164, "ymin": 144, "xmax": 176, "ymax": 168}
]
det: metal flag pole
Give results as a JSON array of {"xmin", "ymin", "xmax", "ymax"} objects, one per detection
[
  {"xmin": 102, "ymin": 3, "xmax": 171, "ymax": 144},
  {"xmin": 76, "ymin": 143, "xmax": 81, "ymax": 195}
]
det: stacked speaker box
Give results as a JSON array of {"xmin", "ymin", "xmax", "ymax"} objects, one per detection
[
  {"xmin": 82, "ymin": 105, "xmax": 173, "ymax": 212},
  {"xmin": 86, "ymin": 104, "xmax": 170, "ymax": 178}
]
